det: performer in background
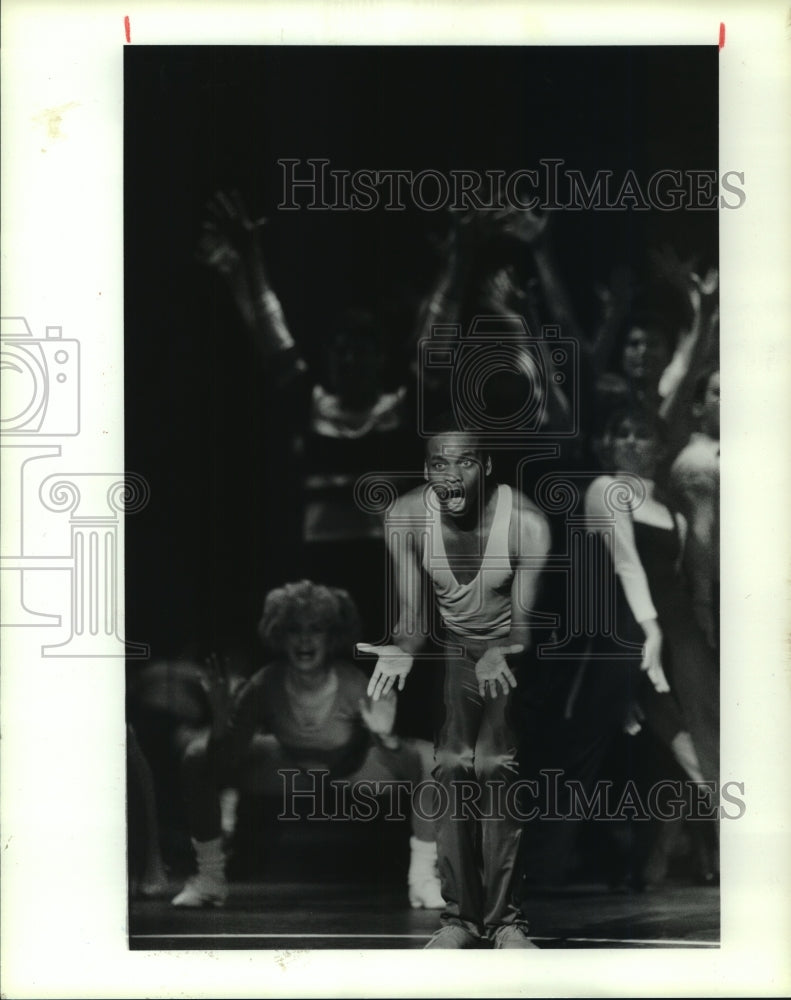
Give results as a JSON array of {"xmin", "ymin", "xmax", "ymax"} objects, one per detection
[
  {"xmin": 172, "ymin": 580, "xmax": 443, "ymax": 910},
  {"xmin": 583, "ymin": 406, "xmax": 719, "ymax": 788},
  {"xmin": 360, "ymin": 421, "xmax": 551, "ymax": 948},
  {"xmin": 195, "ymin": 190, "xmax": 309, "ymax": 636},
  {"xmin": 198, "ymin": 188, "xmax": 411, "ymax": 639},
  {"xmin": 569, "ymin": 406, "xmax": 719, "ymax": 887},
  {"xmin": 670, "ymin": 367, "xmax": 720, "ymax": 650}
]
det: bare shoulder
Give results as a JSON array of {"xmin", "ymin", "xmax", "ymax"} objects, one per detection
[
  {"xmin": 584, "ymin": 474, "xmax": 619, "ymax": 514},
  {"xmin": 670, "ymin": 441, "xmax": 718, "ymax": 494},
  {"xmin": 588, "ymin": 473, "xmax": 616, "ymax": 490},
  {"xmin": 386, "ymin": 487, "xmax": 431, "ymax": 560},
  {"xmin": 510, "ymin": 486, "xmax": 548, "ymax": 524},
  {"xmin": 509, "ymin": 487, "xmax": 551, "ymax": 552},
  {"xmin": 391, "ymin": 484, "xmax": 431, "ymax": 520}
]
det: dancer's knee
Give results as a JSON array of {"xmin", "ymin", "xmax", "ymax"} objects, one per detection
[
  {"xmin": 474, "ymin": 749, "xmax": 518, "ymax": 784},
  {"xmin": 433, "ymin": 745, "xmax": 475, "ymax": 785}
]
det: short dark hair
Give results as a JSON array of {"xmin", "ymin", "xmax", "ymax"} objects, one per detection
[
  {"xmin": 603, "ymin": 404, "xmax": 669, "ymax": 445},
  {"xmin": 424, "ymin": 412, "xmax": 491, "ymax": 457}
]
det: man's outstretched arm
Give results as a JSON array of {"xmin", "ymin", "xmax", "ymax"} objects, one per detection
[
  {"xmin": 474, "ymin": 497, "xmax": 551, "ymax": 700},
  {"xmin": 361, "ymin": 494, "xmax": 428, "ymax": 700}
]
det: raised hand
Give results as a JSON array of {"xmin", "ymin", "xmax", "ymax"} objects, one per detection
[
  {"xmin": 688, "ymin": 267, "xmax": 719, "ymax": 339},
  {"xmin": 648, "ymin": 243, "xmax": 718, "ymax": 332},
  {"xmin": 358, "ymin": 643, "xmax": 414, "ymax": 701},
  {"xmin": 474, "ymin": 644, "xmax": 524, "ymax": 700},
  {"xmin": 358, "ymin": 691, "xmax": 397, "ymax": 737},
  {"xmin": 648, "ymin": 243, "xmax": 699, "ymax": 293},
  {"xmin": 196, "ymin": 189, "xmax": 265, "ymax": 276},
  {"xmin": 198, "ymin": 652, "xmax": 234, "ymax": 736},
  {"xmin": 196, "ymin": 221, "xmax": 241, "ymax": 275}
]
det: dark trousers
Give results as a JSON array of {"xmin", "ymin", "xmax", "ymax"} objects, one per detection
[
  {"xmin": 432, "ymin": 633, "xmax": 524, "ymax": 936},
  {"xmin": 662, "ymin": 622, "xmax": 719, "ymax": 786}
]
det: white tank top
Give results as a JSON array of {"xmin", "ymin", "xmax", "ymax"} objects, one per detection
[{"xmin": 422, "ymin": 484, "xmax": 514, "ymax": 639}]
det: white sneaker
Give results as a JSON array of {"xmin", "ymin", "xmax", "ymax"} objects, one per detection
[
  {"xmin": 407, "ymin": 836, "xmax": 444, "ymax": 909},
  {"xmin": 171, "ymin": 872, "xmax": 228, "ymax": 908},
  {"xmin": 409, "ymin": 871, "xmax": 444, "ymax": 909}
]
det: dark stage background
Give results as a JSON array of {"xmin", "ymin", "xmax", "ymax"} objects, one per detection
[{"xmin": 124, "ymin": 44, "xmax": 718, "ymax": 681}]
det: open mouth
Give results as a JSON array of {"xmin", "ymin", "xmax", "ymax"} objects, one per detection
[
  {"xmin": 294, "ymin": 649, "xmax": 318, "ymax": 662},
  {"xmin": 438, "ymin": 485, "xmax": 465, "ymax": 512}
]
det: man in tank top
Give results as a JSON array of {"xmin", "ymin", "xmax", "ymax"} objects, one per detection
[{"xmin": 359, "ymin": 422, "xmax": 551, "ymax": 948}]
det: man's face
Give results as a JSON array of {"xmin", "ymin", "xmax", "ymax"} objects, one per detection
[
  {"xmin": 425, "ymin": 432, "xmax": 490, "ymax": 518},
  {"xmin": 622, "ymin": 327, "xmax": 671, "ymax": 385},
  {"xmin": 698, "ymin": 370, "xmax": 720, "ymax": 439}
]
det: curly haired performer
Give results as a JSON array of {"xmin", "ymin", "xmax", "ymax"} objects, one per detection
[
  {"xmin": 172, "ymin": 580, "xmax": 442, "ymax": 909},
  {"xmin": 359, "ymin": 423, "xmax": 551, "ymax": 947}
]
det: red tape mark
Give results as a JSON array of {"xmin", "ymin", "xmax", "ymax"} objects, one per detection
[
  {"xmin": 719, "ymin": 22, "xmax": 725, "ymax": 49},
  {"xmin": 124, "ymin": 16, "xmax": 131, "ymax": 44}
]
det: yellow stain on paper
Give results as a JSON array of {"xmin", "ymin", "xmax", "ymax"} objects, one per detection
[{"xmin": 33, "ymin": 101, "xmax": 80, "ymax": 141}]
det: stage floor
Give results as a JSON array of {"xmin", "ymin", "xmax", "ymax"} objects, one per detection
[{"xmin": 130, "ymin": 880, "xmax": 720, "ymax": 950}]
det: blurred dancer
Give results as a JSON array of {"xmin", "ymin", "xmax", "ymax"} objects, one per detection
[
  {"xmin": 568, "ymin": 407, "xmax": 719, "ymax": 887},
  {"xmin": 670, "ymin": 367, "xmax": 720, "ymax": 649},
  {"xmin": 172, "ymin": 581, "xmax": 442, "ymax": 910}
]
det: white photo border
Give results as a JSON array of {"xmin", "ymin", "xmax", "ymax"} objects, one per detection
[{"xmin": 2, "ymin": 1, "xmax": 790, "ymax": 997}]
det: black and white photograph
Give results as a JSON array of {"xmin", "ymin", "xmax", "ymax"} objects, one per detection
[
  {"xmin": 2, "ymin": 2, "xmax": 790, "ymax": 997},
  {"xmin": 125, "ymin": 42, "xmax": 724, "ymax": 949}
]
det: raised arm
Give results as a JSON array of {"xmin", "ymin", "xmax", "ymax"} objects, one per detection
[
  {"xmin": 358, "ymin": 690, "xmax": 401, "ymax": 750},
  {"xmin": 411, "ymin": 212, "xmax": 478, "ymax": 349},
  {"xmin": 658, "ymin": 266, "xmax": 719, "ymax": 449},
  {"xmin": 520, "ymin": 214, "xmax": 587, "ymax": 350},
  {"xmin": 474, "ymin": 496, "xmax": 551, "ymax": 700},
  {"xmin": 199, "ymin": 654, "xmax": 265, "ymax": 764},
  {"xmin": 196, "ymin": 189, "xmax": 304, "ymax": 378}
]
